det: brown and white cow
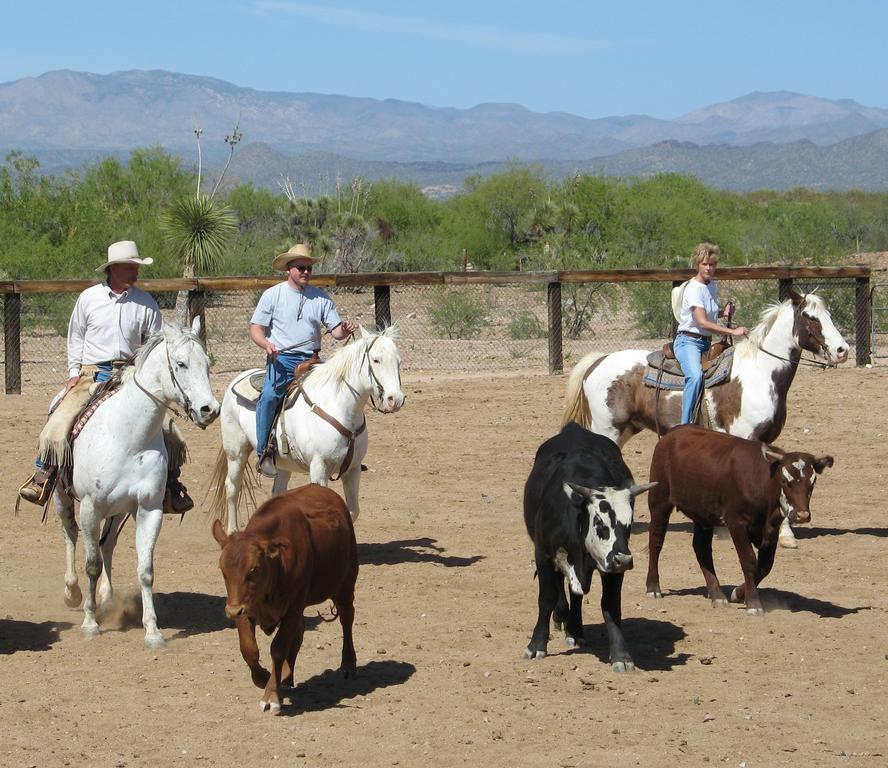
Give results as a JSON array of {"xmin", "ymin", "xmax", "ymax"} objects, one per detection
[
  {"xmin": 645, "ymin": 424, "xmax": 832, "ymax": 615},
  {"xmin": 212, "ymin": 483, "xmax": 358, "ymax": 714}
]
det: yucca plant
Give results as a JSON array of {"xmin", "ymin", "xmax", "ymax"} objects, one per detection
[{"xmin": 160, "ymin": 194, "xmax": 236, "ymax": 325}]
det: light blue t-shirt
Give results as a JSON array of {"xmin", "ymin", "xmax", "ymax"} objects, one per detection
[
  {"xmin": 678, "ymin": 280, "xmax": 719, "ymax": 336},
  {"xmin": 250, "ymin": 283, "xmax": 343, "ymax": 353}
]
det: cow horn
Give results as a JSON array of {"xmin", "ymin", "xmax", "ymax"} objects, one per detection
[
  {"xmin": 629, "ymin": 482, "xmax": 657, "ymax": 498},
  {"xmin": 761, "ymin": 445, "xmax": 784, "ymax": 462}
]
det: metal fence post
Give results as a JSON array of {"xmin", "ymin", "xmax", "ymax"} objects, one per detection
[
  {"xmin": 374, "ymin": 284, "xmax": 392, "ymax": 331},
  {"xmin": 4, "ymin": 292, "xmax": 22, "ymax": 394},
  {"xmin": 187, "ymin": 289, "xmax": 207, "ymax": 343},
  {"xmin": 855, "ymin": 276, "xmax": 872, "ymax": 366},
  {"xmin": 778, "ymin": 278, "xmax": 793, "ymax": 302},
  {"xmin": 547, "ymin": 281, "xmax": 563, "ymax": 374}
]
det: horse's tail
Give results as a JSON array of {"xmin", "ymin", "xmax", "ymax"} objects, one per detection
[
  {"xmin": 206, "ymin": 447, "xmax": 257, "ymax": 525},
  {"xmin": 562, "ymin": 353, "xmax": 606, "ymax": 430}
]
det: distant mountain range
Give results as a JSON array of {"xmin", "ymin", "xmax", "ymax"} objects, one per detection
[{"xmin": 2, "ymin": 69, "xmax": 888, "ymax": 193}]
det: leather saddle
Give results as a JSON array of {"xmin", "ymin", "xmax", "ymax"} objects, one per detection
[
  {"xmin": 643, "ymin": 339, "xmax": 734, "ymax": 390},
  {"xmin": 232, "ymin": 356, "xmax": 320, "ymax": 404}
]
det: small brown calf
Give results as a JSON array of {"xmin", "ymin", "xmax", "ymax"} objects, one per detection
[
  {"xmin": 212, "ymin": 483, "xmax": 358, "ymax": 714},
  {"xmin": 646, "ymin": 425, "xmax": 832, "ymax": 615}
]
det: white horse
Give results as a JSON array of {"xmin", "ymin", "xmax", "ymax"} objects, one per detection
[
  {"xmin": 563, "ymin": 290, "xmax": 849, "ymax": 547},
  {"xmin": 54, "ymin": 319, "xmax": 220, "ymax": 648},
  {"xmin": 210, "ymin": 325, "xmax": 405, "ymax": 533}
]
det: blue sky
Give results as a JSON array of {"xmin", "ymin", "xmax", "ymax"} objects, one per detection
[{"xmin": 2, "ymin": 1, "xmax": 886, "ymax": 119}]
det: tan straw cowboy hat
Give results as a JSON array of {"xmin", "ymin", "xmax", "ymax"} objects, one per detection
[
  {"xmin": 671, "ymin": 279, "xmax": 690, "ymax": 323},
  {"xmin": 272, "ymin": 243, "xmax": 320, "ymax": 272},
  {"xmin": 95, "ymin": 240, "xmax": 154, "ymax": 272}
]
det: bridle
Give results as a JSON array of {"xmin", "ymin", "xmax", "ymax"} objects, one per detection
[
  {"xmin": 342, "ymin": 334, "xmax": 391, "ymax": 412},
  {"xmin": 133, "ymin": 336, "xmax": 201, "ymax": 422},
  {"xmin": 756, "ymin": 302, "xmax": 832, "ymax": 370}
]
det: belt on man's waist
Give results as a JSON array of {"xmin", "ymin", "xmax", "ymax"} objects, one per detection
[{"xmin": 677, "ymin": 330, "xmax": 710, "ymax": 340}]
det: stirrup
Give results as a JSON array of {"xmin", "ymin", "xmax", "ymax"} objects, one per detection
[
  {"xmin": 256, "ymin": 451, "xmax": 278, "ymax": 479},
  {"xmin": 18, "ymin": 469, "xmax": 56, "ymax": 507},
  {"xmin": 164, "ymin": 479, "xmax": 194, "ymax": 515}
]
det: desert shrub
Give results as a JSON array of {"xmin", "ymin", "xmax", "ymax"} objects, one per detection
[
  {"xmin": 428, "ymin": 290, "xmax": 486, "ymax": 339},
  {"xmin": 508, "ymin": 310, "xmax": 546, "ymax": 339}
]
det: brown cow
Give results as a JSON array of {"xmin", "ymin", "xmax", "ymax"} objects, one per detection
[
  {"xmin": 645, "ymin": 425, "xmax": 832, "ymax": 615},
  {"xmin": 212, "ymin": 483, "xmax": 358, "ymax": 714}
]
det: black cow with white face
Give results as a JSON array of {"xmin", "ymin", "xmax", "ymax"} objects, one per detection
[{"xmin": 523, "ymin": 422, "xmax": 654, "ymax": 671}]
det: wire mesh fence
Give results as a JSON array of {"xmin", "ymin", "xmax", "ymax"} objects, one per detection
[{"xmin": 2, "ymin": 270, "xmax": 870, "ymax": 392}]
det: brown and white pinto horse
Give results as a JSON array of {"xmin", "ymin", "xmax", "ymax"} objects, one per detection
[{"xmin": 563, "ymin": 290, "xmax": 848, "ymax": 545}]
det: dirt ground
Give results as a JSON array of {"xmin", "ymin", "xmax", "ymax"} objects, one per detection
[{"xmin": 1, "ymin": 364, "xmax": 886, "ymax": 768}]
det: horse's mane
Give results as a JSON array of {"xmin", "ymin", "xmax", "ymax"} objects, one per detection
[
  {"xmin": 305, "ymin": 325, "xmax": 399, "ymax": 390},
  {"xmin": 119, "ymin": 325, "xmax": 205, "ymax": 384},
  {"xmin": 734, "ymin": 294, "xmax": 800, "ymax": 364}
]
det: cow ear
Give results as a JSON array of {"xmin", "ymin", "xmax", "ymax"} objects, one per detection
[
  {"xmin": 264, "ymin": 540, "xmax": 289, "ymax": 559},
  {"xmin": 814, "ymin": 455, "xmax": 834, "ymax": 473},
  {"xmin": 562, "ymin": 481, "xmax": 589, "ymax": 506},
  {"xmin": 211, "ymin": 519, "xmax": 228, "ymax": 549}
]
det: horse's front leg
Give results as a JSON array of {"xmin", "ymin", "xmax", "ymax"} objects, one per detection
[
  {"xmin": 308, "ymin": 455, "xmax": 332, "ymax": 487},
  {"xmin": 271, "ymin": 469, "xmax": 291, "ymax": 496},
  {"xmin": 54, "ymin": 487, "xmax": 82, "ymax": 608},
  {"xmin": 78, "ymin": 498, "xmax": 103, "ymax": 637},
  {"xmin": 97, "ymin": 513, "xmax": 125, "ymax": 606},
  {"xmin": 134, "ymin": 503, "xmax": 165, "ymax": 648},
  {"xmin": 340, "ymin": 465, "xmax": 362, "ymax": 523}
]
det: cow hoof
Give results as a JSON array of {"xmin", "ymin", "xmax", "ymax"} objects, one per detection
[
  {"xmin": 259, "ymin": 700, "xmax": 269, "ymax": 712},
  {"xmin": 729, "ymin": 588, "xmax": 743, "ymax": 603},
  {"xmin": 611, "ymin": 660, "xmax": 635, "ymax": 673},
  {"xmin": 746, "ymin": 607, "xmax": 765, "ymax": 617},
  {"xmin": 646, "ymin": 590, "xmax": 662, "ymax": 599},
  {"xmin": 524, "ymin": 647, "xmax": 546, "ymax": 660},
  {"xmin": 259, "ymin": 700, "xmax": 281, "ymax": 714},
  {"xmin": 711, "ymin": 598, "xmax": 728, "ymax": 608}
]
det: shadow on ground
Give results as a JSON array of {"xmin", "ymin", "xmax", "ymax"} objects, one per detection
[
  {"xmin": 0, "ymin": 618, "xmax": 72, "ymax": 653},
  {"xmin": 281, "ymin": 659, "xmax": 416, "ymax": 716},
  {"xmin": 359, "ymin": 537, "xmax": 484, "ymax": 568},
  {"xmin": 661, "ymin": 585, "xmax": 870, "ymax": 619}
]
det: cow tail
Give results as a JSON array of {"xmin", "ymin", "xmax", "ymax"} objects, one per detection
[
  {"xmin": 317, "ymin": 603, "xmax": 340, "ymax": 623},
  {"xmin": 562, "ymin": 356, "xmax": 598, "ymax": 429}
]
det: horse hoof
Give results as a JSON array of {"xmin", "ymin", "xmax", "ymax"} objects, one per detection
[
  {"xmin": 64, "ymin": 585, "xmax": 83, "ymax": 607},
  {"xmin": 611, "ymin": 660, "xmax": 635, "ymax": 673},
  {"xmin": 746, "ymin": 607, "xmax": 765, "ymax": 617},
  {"xmin": 144, "ymin": 634, "xmax": 166, "ymax": 650},
  {"xmin": 80, "ymin": 624, "xmax": 100, "ymax": 638}
]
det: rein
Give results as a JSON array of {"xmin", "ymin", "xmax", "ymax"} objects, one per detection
[{"xmin": 754, "ymin": 344, "xmax": 830, "ymax": 369}]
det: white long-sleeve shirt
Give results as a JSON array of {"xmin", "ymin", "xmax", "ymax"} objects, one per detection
[{"xmin": 66, "ymin": 283, "xmax": 163, "ymax": 377}]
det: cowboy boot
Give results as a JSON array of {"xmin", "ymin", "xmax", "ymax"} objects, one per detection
[
  {"xmin": 256, "ymin": 449, "xmax": 278, "ymax": 479},
  {"xmin": 164, "ymin": 475, "xmax": 194, "ymax": 514},
  {"xmin": 19, "ymin": 467, "xmax": 56, "ymax": 506}
]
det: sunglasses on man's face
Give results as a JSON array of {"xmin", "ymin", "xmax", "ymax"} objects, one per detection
[{"xmin": 292, "ymin": 264, "xmax": 312, "ymax": 273}]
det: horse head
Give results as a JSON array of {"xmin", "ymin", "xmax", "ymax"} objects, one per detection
[
  {"xmin": 359, "ymin": 324, "xmax": 405, "ymax": 413},
  {"xmin": 161, "ymin": 317, "xmax": 221, "ymax": 428},
  {"xmin": 790, "ymin": 290, "xmax": 849, "ymax": 366}
]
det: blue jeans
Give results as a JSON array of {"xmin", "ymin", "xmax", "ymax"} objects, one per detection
[
  {"xmin": 255, "ymin": 351, "xmax": 312, "ymax": 456},
  {"xmin": 673, "ymin": 334, "xmax": 711, "ymax": 425}
]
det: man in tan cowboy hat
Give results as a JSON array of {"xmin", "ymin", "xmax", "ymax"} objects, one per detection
[
  {"xmin": 250, "ymin": 242, "xmax": 357, "ymax": 477},
  {"xmin": 19, "ymin": 240, "xmax": 194, "ymax": 513}
]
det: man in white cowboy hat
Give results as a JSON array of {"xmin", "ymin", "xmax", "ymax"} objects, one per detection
[
  {"xmin": 250, "ymin": 242, "xmax": 357, "ymax": 477},
  {"xmin": 19, "ymin": 240, "xmax": 194, "ymax": 513}
]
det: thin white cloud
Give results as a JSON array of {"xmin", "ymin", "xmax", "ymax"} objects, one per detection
[{"xmin": 252, "ymin": 1, "xmax": 609, "ymax": 53}]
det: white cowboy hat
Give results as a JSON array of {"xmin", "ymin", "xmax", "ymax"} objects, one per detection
[
  {"xmin": 671, "ymin": 279, "xmax": 690, "ymax": 323},
  {"xmin": 272, "ymin": 243, "xmax": 320, "ymax": 272},
  {"xmin": 95, "ymin": 240, "xmax": 154, "ymax": 272}
]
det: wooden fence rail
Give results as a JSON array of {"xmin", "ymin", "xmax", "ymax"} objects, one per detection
[{"xmin": 1, "ymin": 265, "xmax": 873, "ymax": 393}]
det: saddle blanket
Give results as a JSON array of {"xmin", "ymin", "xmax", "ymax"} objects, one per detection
[{"xmin": 643, "ymin": 346, "xmax": 734, "ymax": 390}]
